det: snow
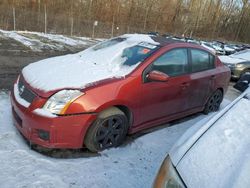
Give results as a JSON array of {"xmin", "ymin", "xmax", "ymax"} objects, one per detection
[
  {"xmin": 200, "ymin": 42, "xmax": 216, "ymax": 54},
  {"xmin": 218, "ymin": 55, "xmax": 245, "ymax": 64},
  {"xmin": 26, "ymin": 31, "xmax": 88, "ymax": 46},
  {"xmin": 219, "ymin": 49, "xmax": 250, "ymax": 65},
  {"xmin": 201, "ymin": 44, "xmax": 216, "ymax": 54},
  {"xmin": 0, "ymin": 29, "xmax": 45, "ymax": 51},
  {"xmin": 231, "ymin": 49, "xmax": 250, "ymax": 60},
  {"xmin": 224, "ymin": 46, "xmax": 235, "ymax": 52},
  {"xmin": 175, "ymin": 91, "xmax": 250, "ymax": 188},
  {"xmin": 170, "ymin": 98, "xmax": 232, "ymax": 166},
  {"xmin": 0, "ymin": 29, "xmax": 98, "ymax": 51},
  {"xmin": 0, "ymin": 90, "xmax": 231, "ymax": 188},
  {"xmin": 22, "ymin": 34, "xmax": 159, "ymax": 92}
]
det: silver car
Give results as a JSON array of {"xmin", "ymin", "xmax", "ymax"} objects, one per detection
[{"xmin": 154, "ymin": 88, "xmax": 250, "ymax": 188}]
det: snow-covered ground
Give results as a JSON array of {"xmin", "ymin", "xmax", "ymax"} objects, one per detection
[
  {"xmin": 0, "ymin": 30, "xmax": 102, "ymax": 52},
  {"xmin": 0, "ymin": 90, "xmax": 232, "ymax": 188}
]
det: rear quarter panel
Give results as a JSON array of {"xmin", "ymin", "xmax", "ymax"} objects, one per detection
[{"xmin": 214, "ymin": 57, "xmax": 231, "ymax": 95}]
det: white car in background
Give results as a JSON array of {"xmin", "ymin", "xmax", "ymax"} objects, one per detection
[
  {"xmin": 231, "ymin": 49, "xmax": 250, "ymax": 60},
  {"xmin": 200, "ymin": 41, "xmax": 216, "ymax": 54},
  {"xmin": 211, "ymin": 42, "xmax": 226, "ymax": 55},
  {"xmin": 153, "ymin": 88, "xmax": 250, "ymax": 188},
  {"xmin": 224, "ymin": 45, "xmax": 236, "ymax": 55}
]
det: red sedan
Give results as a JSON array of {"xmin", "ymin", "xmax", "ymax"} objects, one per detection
[{"xmin": 10, "ymin": 34, "xmax": 230, "ymax": 152}]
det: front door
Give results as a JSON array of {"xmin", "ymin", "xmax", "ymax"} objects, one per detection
[{"xmin": 139, "ymin": 48, "xmax": 191, "ymax": 126}]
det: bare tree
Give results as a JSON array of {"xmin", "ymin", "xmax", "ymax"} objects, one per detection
[{"xmin": 0, "ymin": 0, "xmax": 249, "ymax": 42}]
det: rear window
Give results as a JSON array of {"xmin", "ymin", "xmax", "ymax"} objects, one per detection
[{"xmin": 191, "ymin": 49, "xmax": 215, "ymax": 72}]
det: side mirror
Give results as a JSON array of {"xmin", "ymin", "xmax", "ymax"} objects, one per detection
[{"xmin": 147, "ymin": 70, "xmax": 169, "ymax": 82}]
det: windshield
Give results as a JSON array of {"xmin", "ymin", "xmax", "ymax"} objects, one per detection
[
  {"xmin": 121, "ymin": 43, "xmax": 159, "ymax": 66},
  {"xmin": 90, "ymin": 38, "xmax": 159, "ymax": 66}
]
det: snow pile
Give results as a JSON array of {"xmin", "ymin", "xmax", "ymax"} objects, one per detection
[
  {"xmin": 0, "ymin": 29, "xmax": 99, "ymax": 52},
  {"xmin": 0, "ymin": 29, "xmax": 45, "ymax": 51},
  {"xmin": 22, "ymin": 34, "xmax": 159, "ymax": 92},
  {"xmin": 25, "ymin": 31, "xmax": 88, "ymax": 46}
]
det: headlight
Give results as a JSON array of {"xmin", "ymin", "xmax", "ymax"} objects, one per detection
[
  {"xmin": 236, "ymin": 63, "xmax": 244, "ymax": 68},
  {"xmin": 223, "ymin": 63, "xmax": 234, "ymax": 68},
  {"xmin": 43, "ymin": 90, "xmax": 84, "ymax": 115},
  {"xmin": 153, "ymin": 156, "xmax": 185, "ymax": 188}
]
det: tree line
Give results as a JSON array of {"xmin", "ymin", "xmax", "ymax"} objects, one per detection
[{"xmin": 0, "ymin": 0, "xmax": 250, "ymax": 43}]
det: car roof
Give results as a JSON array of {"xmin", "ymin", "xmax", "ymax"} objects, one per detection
[
  {"xmin": 169, "ymin": 88, "xmax": 250, "ymax": 166},
  {"xmin": 150, "ymin": 36, "xmax": 186, "ymax": 46},
  {"xmin": 122, "ymin": 34, "xmax": 211, "ymax": 52},
  {"xmin": 150, "ymin": 36, "xmax": 211, "ymax": 52}
]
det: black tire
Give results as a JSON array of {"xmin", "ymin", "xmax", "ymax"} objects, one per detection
[
  {"xmin": 85, "ymin": 107, "xmax": 128, "ymax": 152},
  {"xmin": 203, "ymin": 90, "xmax": 223, "ymax": 115},
  {"xmin": 240, "ymin": 69, "xmax": 250, "ymax": 78}
]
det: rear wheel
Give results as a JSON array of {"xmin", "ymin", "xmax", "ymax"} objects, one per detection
[
  {"xmin": 85, "ymin": 107, "xmax": 128, "ymax": 152},
  {"xmin": 203, "ymin": 90, "xmax": 223, "ymax": 114}
]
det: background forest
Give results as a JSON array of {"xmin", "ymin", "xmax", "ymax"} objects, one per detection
[{"xmin": 0, "ymin": 0, "xmax": 250, "ymax": 42}]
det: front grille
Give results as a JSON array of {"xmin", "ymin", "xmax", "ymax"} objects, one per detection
[{"xmin": 18, "ymin": 77, "xmax": 36, "ymax": 103}]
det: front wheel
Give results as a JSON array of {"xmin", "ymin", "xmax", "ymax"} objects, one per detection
[
  {"xmin": 85, "ymin": 107, "xmax": 128, "ymax": 152},
  {"xmin": 203, "ymin": 90, "xmax": 223, "ymax": 115}
]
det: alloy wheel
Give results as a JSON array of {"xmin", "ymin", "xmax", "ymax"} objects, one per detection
[{"xmin": 95, "ymin": 116, "xmax": 125, "ymax": 149}]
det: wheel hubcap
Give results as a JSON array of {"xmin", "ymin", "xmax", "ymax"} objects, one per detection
[
  {"xmin": 208, "ymin": 92, "xmax": 222, "ymax": 112},
  {"xmin": 96, "ymin": 116, "xmax": 124, "ymax": 149}
]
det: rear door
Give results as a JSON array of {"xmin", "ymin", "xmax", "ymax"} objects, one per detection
[{"xmin": 188, "ymin": 48, "xmax": 216, "ymax": 108}]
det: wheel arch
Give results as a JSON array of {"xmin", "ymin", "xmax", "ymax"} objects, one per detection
[
  {"xmin": 203, "ymin": 87, "xmax": 224, "ymax": 108},
  {"xmin": 114, "ymin": 105, "xmax": 133, "ymax": 127},
  {"xmin": 95, "ymin": 104, "xmax": 133, "ymax": 127},
  {"xmin": 217, "ymin": 87, "xmax": 224, "ymax": 96},
  {"xmin": 83, "ymin": 105, "xmax": 132, "ymax": 151}
]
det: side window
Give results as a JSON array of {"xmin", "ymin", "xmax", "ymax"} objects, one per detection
[
  {"xmin": 152, "ymin": 48, "xmax": 188, "ymax": 77},
  {"xmin": 191, "ymin": 49, "xmax": 215, "ymax": 72}
]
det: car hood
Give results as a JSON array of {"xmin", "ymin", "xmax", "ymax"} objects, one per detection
[
  {"xmin": 230, "ymin": 49, "xmax": 250, "ymax": 61},
  {"xmin": 22, "ymin": 34, "xmax": 159, "ymax": 94},
  {"xmin": 172, "ymin": 90, "xmax": 250, "ymax": 188},
  {"xmin": 218, "ymin": 55, "xmax": 246, "ymax": 65}
]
